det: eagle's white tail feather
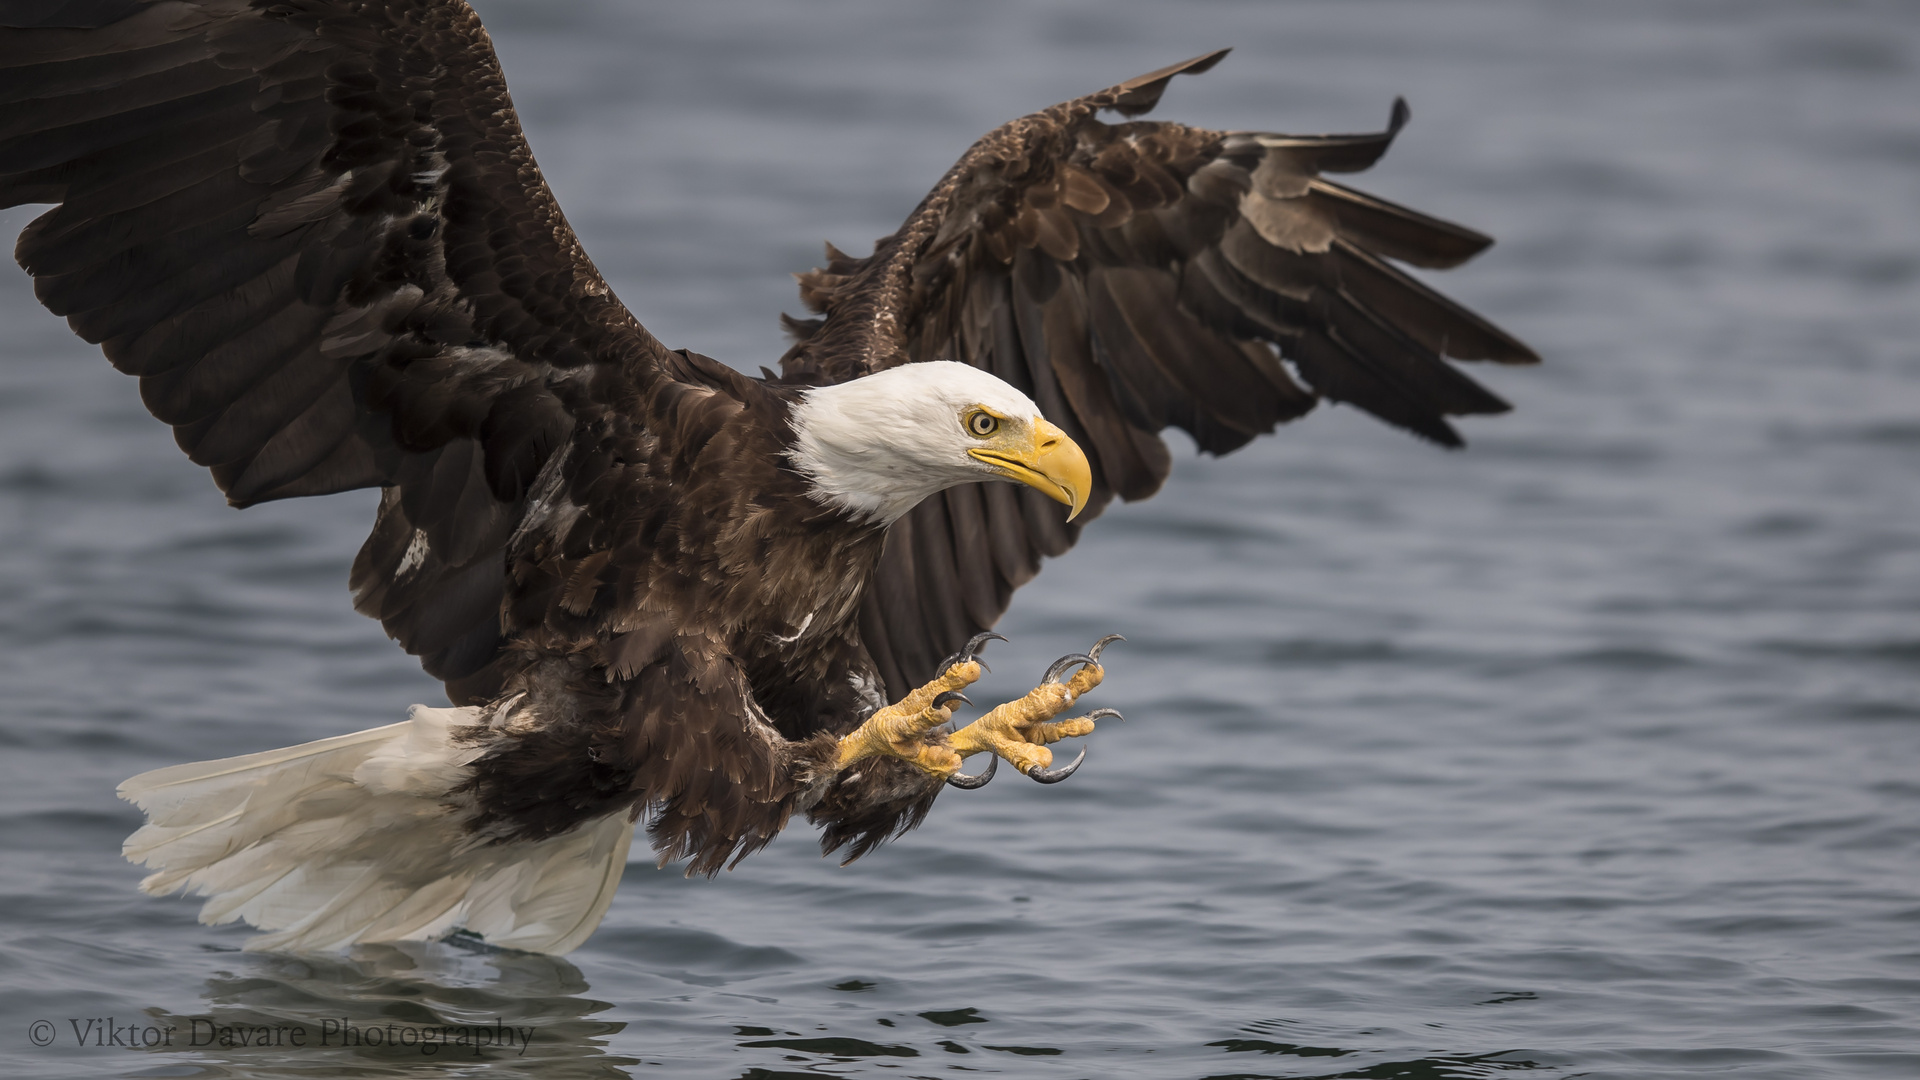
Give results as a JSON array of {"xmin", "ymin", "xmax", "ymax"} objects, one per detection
[{"xmin": 118, "ymin": 705, "xmax": 634, "ymax": 955}]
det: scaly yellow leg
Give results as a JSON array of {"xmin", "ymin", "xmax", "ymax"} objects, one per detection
[{"xmin": 832, "ymin": 633, "xmax": 999, "ymax": 776}]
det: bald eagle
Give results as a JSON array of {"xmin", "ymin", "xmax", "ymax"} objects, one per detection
[{"xmin": 1, "ymin": 1, "xmax": 1535, "ymax": 953}]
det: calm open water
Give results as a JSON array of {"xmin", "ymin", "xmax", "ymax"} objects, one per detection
[{"xmin": 3, "ymin": 1, "xmax": 1918, "ymax": 1077}]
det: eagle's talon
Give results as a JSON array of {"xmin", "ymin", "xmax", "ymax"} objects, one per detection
[
  {"xmin": 937, "ymin": 631, "xmax": 1006, "ymax": 678},
  {"xmin": 833, "ymin": 659, "xmax": 982, "ymax": 774},
  {"xmin": 1025, "ymin": 747, "xmax": 1086, "ymax": 784},
  {"xmin": 1088, "ymin": 634, "xmax": 1125, "ymax": 663},
  {"xmin": 1042, "ymin": 652, "xmax": 1097, "ymax": 685},
  {"xmin": 946, "ymin": 755, "xmax": 997, "ymax": 789},
  {"xmin": 961, "ymin": 630, "xmax": 1006, "ymax": 663}
]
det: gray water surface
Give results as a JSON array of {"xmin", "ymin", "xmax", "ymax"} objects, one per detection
[{"xmin": 3, "ymin": 2, "xmax": 1919, "ymax": 1077}]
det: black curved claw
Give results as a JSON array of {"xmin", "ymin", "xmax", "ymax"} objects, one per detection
[
  {"xmin": 1087, "ymin": 634, "xmax": 1125, "ymax": 663},
  {"xmin": 931, "ymin": 690, "xmax": 971, "ymax": 712},
  {"xmin": 961, "ymin": 631, "xmax": 1007, "ymax": 663},
  {"xmin": 1042, "ymin": 652, "xmax": 1097, "ymax": 685},
  {"xmin": 1082, "ymin": 707, "xmax": 1124, "ymax": 723},
  {"xmin": 946, "ymin": 755, "xmax": 997, "ymax": 789},
  {"xmin": 1025, "ymin": 747, "xmax": 1086, "ymax": 784},
  {"xmin": 936, "ymin": 631, "xmax": 1007, "ymax": 677}
]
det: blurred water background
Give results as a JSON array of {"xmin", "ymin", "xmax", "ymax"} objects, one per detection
[{"xmin": 3, "ymin": 1, "xmax": 1919, "ymax": 1076}]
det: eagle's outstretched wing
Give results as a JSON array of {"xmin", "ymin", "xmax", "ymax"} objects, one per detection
[
  {"xmin": 1, "ymin": 0, "xmax": 707, "ymax": 703},
  {"xmin": 779, "ymin": 52, "xmax": 1538, "ymax": 698}
]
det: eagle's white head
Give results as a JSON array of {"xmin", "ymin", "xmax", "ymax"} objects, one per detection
[{"xmin": 787, "ymin": 361, "xmax": 1093, "ymax": 527}]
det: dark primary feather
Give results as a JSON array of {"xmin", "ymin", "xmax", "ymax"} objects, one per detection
[
  {"xmin": 780, "ymin": 51, "xmax": 1538, "ymax": 699},
  {"xmin": 2, "ymin": 0, "xmax": 665, "ymax": 700}
]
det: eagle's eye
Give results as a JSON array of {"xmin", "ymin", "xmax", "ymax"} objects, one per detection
[{"xmin": 965, "ymin": 410, "xmax": 1000, "ymax": 438}]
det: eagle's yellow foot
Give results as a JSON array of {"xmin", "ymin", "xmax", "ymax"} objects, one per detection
[
  {"xmin": 946, "ymin": 634, "xmax": 1124, "ymax": 786},
  {"xmin": 832, "ymin": 632, "xmax": 1001, "ymax": 778}
]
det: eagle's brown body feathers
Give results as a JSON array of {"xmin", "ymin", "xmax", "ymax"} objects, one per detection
[{"xmin": 3, "ymin": 1, "xmax": 1533, "ymax": 888}]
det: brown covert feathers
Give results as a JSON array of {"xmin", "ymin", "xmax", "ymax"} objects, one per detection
[{"xmin": 1, "ymin": 2, "xmax": 1533, "ymax": 875}]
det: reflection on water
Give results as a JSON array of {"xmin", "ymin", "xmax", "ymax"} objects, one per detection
[
  {"xmin": 121, "ymin": 949, "xmax": 1556, "ymax": 1078},
  {"xmin": 116, "ymin": 945, "xmax": 1571, "ymax": 1080},
  {"xmin": 140, "ymin": 944, "xmax": 636, "ymax": 1079}
]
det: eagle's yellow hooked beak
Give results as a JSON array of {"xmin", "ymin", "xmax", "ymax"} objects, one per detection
[{"xmin": 968, "ymin": 417, "xmax": 1092, "ymax": 521}]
